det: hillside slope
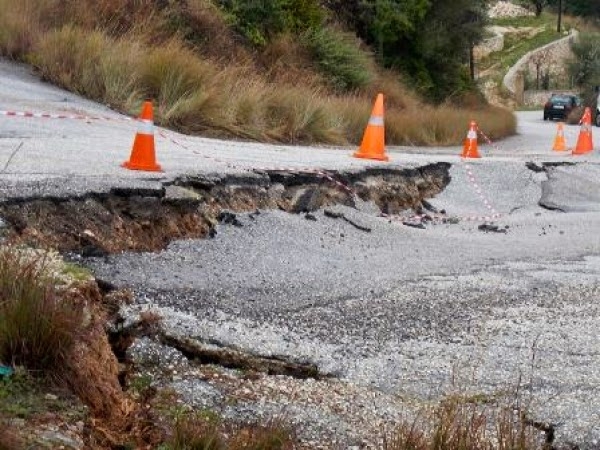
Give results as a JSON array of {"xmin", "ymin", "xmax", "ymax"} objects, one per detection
[{"xmin": 0, "ymin": 0, "xmax": 516, "ymax": 146}]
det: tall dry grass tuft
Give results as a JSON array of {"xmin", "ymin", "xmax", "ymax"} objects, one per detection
[
  {"xmin": 32, "ymin": 26, "xmax": 108, "ymax": 98},
  {"xmin": 386, "ymin": 105, "xmax": 516, "ymax": 146},
  {"xmin": 138, "ymin": 40, "xmax": 222, "ymax": 129},
  {"xmin": 0, "ymin": 0, "xmax": 46, "ymax": 57},
  {"xmin": 0, "ymin": 247, "xmax": 82, "ymax": 380},
  {"xmin": 167, "ymin": 414, "xmax": 295, "ymax": 450},
  {"xmin": 263, "ymin": 88, "xmax": 347, "ymax": 144},
  {"xmin": 260, "ymin": 33, "xmax": 325, "ymax": 89},
  {"xmin": 385, "ymin": 399, "xmax": 542, "ymax": 450}
]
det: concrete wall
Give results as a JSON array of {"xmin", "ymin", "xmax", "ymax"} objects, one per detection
[{"xmin": 503, "ymin": 31, "xmax": 578, "ymax": 104}]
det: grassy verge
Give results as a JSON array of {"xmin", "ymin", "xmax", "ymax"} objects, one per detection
[{"xmin": 0, "ymin": 0, "xmax": 516, "ymax": 146}]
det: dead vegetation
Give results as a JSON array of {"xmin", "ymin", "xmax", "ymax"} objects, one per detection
[
  {"xmin": 384, "ymin": 398, "xmax": 543, "ymax": 450},
  {"xmin": 0, "ymin": 0, "xmax": 516, "ymax": 146},
  {"xmin": 166, "ymin": 415, "xmax": 297, "ymax": 450},
  {"xmin": 0, "ymin": 423, "xmax": 23, "ymax": 450}
]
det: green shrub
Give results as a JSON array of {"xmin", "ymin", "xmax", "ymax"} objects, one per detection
[
  {"xmin": 0, "ymin": 248, "xmax": 82, "ymax": 379},
  {"xmin": 219, "ymin": 0, "xmax": 325, "ymax": 46},
  {"xmin": 302, "ymin": 27, "xmax": 375, "ymax": 92}
]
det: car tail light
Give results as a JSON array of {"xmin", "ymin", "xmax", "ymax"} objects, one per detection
[{"xmin": 545, "ymin": 102, "xmax": 551, "ymax": 108}]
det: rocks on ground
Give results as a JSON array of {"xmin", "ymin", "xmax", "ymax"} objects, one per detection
[{"xmin": 488, "ymin": 1, "xmax": 535, "ymax": 19}]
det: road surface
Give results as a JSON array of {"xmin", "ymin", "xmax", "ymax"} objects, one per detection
[{"xmin": 2, "ymin": 59, "xmax": 600, "ymax": 447}]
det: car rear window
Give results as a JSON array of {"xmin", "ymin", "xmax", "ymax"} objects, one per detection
[{"xmin": 550, "ymin": 95, "xmax": 571, "ymax": 103}]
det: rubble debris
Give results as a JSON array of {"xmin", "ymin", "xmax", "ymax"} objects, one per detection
[
  {"xmin": 218, "ymin": 210, "xmax": 243, "ymax": 227},
  {"xmin": 0, "ymin": 163, "xmax": 449, "ymax": 254},
  {"xmin": 402, "ymin": 220, "xmax": 426, "ymax": 229}
]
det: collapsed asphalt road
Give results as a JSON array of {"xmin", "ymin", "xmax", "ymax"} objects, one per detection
[
  {"xmin": 84, "ymin": 162, "xmax": 600, "ymax": 448},
  {"xmin": 2, "ymin": 59, "xmax": 600, "ymax": 447}
]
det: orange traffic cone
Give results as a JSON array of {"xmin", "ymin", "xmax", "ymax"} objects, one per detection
[
  {"xmin": 573, "ymin": 107, "xmax": 594, "ymax": 155},
  {"xmin": 353, "ymin": 93, "xmax": 389, "ymax": 161},
  {"xmin": 552, "ymin": 122, "xmax": 567, "ymax": 152},
  {"xmin": 461, "ymin": 121, "xmax": 481, "ymax": 158},
  {"xmin": 122, "ymin": 101, "xmax": 162, "ymax": 172}
]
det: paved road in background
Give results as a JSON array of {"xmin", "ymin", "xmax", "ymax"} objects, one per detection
[{"xmin": 2, "ymin": 59, "xmax": 600, "ymax": 447}]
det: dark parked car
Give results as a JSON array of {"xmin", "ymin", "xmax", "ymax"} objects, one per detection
[{"xmin": 543, "ymin": 94, "xmax": 582, "ymax": 121}]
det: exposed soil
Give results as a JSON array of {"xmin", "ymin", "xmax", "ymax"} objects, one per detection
[{"xmin": 0, "ymin": 164, "xmax": 451, "ymax": 255}]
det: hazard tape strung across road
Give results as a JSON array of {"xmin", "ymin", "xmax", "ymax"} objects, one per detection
[
  {"xmin": 1, "ymin": 109, "xmax": 352, "ymax": 193},
  {"xmin": 476, "ymin": 126, "xmax": 503, "ymax": 154},
  {"xmin": 462, "ymin": 160, "xmax": 502, "ymax": 221},
  {"xmin": 390, "ymin": 126, "xmax": 505, "ymax": 226},
  {"xmin": 0, "ymin": 109, "xmax": 134, "ymax": 122},
  {"xmin": 2, "ymin": 107, "xmax": 502, "ymax": 224},
  {"xmin": 156, "ymin": 129, "xmax": 356, "ymax": 196}
]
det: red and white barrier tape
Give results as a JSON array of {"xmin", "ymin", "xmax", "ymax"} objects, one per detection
[
  {"xmin": 156, "ymin": 129, "xmax": 356, "ymax": 196},
  {"xmin": 389, "ymin": 128, "xmax": 504, "ymax": 226},
  {"xmin": 476, "ymin": 127, "xmax": 503, "ymax": 154},
  {"xmin": 3, "ymin": 107, "xmax": 504, "ymax": 224},
  {"xmin": 0, "ymin": 109, "xmax": 134, "ymax": 123}
]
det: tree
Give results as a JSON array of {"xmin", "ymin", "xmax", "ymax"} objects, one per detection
[
  {"xmin": 411, "ymin": 0, "xmax": 489, "ymax": 100},
  {"xmin": 548, "ymin": 0, "xmax": 600, "ymax": 19},
  {"xmin": 530, "ymin": 49, "xmax": 550, "ymax": 89},
  {"xmin": 568, "ymin": 32, "xmax": 600, "ymax": 110},
  {"xmin": 323, "ymin": 0, "xmax": 489, "ymax": 101},
  {"xmin": 530, "ymin": 0, "xmax": 547, "ymax": 16},
  {"xmin": 568, "ymin": 32, "xmax": 600, "ymax": 88}
]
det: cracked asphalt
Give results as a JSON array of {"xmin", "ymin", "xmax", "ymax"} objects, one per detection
[{"xmin": 2, "ymin": 59, "xmax": 600, "ymax": 447}]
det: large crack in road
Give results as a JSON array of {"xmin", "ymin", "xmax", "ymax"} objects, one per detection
[{"xmin": 0, "ymin": 163, "xmax": 450, "ymax": 254}]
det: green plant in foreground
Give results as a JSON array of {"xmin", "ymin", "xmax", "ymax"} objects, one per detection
[
  {"xmin": 0, "ymin": 247, "xmax": 82, "ymax": 379},
  {"xmin": 302, "ymin": 27, "xmax": 375, "ymax": 92}
]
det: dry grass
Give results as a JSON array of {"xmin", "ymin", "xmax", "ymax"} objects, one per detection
[
  {"xmin": 0, "ymin": 422, "xmax": 23, "ymax": 450},
  {"xmin": 167, "ymin": 414, "xmax": 296, "ymax": 450},
  {"xmin": 0, "ymin": 0, "xmax": 517, "ymax": 146},
  {"xmin": 0, "ymin": 0, "xmax": 45, "ymax": 57},
  {"xmin": 387, "ymin": 105, "xmax": 517, "ymax": 146},
  {"xmin": 385, "ymin": 399, "xmax": 542, "ymax": 450},
  {"xmin": 0, "ymin": 247, "xmax": 83, "ymax": 380}
]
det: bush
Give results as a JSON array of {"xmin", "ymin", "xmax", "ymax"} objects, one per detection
[
  {"xmin": 0, "ymin": 247, "xmax": 82, "ymax": 379},
  {"xmin": 568, "ymin": 31, "xmax": 600, "ymax": 92},
  {"xmin": 219, "ymin": 0, "xmax": 325, "ymax": 47},
  {"xmin": 302, "ymin": 27, "xmax": 375, "ymax": 92}
]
